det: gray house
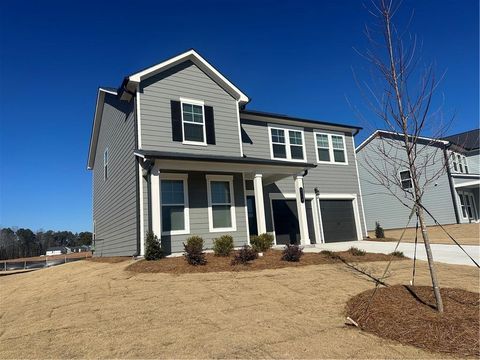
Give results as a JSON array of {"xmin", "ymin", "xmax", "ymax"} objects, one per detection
[
  {"xmin": 356, "ymin": 129, "xmax": 479, "ymax": 231},
  {"xmin": 87, "ymin": 49, "xmax": 367, "ymax": 256}
]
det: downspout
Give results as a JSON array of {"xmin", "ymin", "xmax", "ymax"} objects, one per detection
[
  {"xmin": 132, "ymin": 92, "xmax": 141, "ymax": 257},
  {"xmin": 444, "ymin": 145, "xmax": 460, "ymax": 224}
]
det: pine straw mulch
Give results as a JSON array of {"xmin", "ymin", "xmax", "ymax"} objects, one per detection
[
  {"xmin": 346, "ymin": 285, "xmax": 480, "ymax": 358},
  {"xmin": 126, "ymin": 249, "xmax": 405, "ymax": 274},
  {"xmin": 87, "ymin": 256, "xmax": 132, "ymax": 263}
]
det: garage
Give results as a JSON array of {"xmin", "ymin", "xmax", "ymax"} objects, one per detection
[
  {"xmin": 271, "ymin": 199, "xmax": 316, "ymax": 245},
  {"xmin": 320, "ymin": 199, "xmax": 357, "ymax": 242}
]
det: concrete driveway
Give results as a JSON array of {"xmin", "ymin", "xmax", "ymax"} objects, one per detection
[{"xmin": 305, "ymin": 241, "xmax": 480, "ymax": 267}]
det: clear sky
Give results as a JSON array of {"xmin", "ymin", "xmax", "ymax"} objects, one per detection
[{"xmin": 0, "ymin": 0, "xmax": 478, "ymax": 232}]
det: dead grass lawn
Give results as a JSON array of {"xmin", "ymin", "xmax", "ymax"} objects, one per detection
[{"xmin": 0, "ymin": 258, "xmax": 478, "ymax": 359}]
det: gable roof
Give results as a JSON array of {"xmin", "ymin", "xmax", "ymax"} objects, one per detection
[
  {"xmin": 443, "ymin": 129, "xmax": 479, "ymax": 151},
  {"xmin": 355, "ymin": 130, "xmax": 449, "ymax": 152},
  {"xmin": 126, "ymin": 49, "xmax": 249, "ymax": 104}
]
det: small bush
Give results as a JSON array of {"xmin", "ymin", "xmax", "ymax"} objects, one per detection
[
  {"xmin": 320, "ymin": 250, "xmax": 338, "ymax": 260},
  {"xmin": 390, "ymin": 250, "xmax": 405, "ymax": 258},
  {"xmin": 348, "ymin": 247, "xmax": 366, "ymax": 256},
  {"xmin": 375, "ymin": 221, "xmax": 385, "ymax": 239},
  {"xmin": 145, "ymin": 231, "xmax": 163, "ymax": 260},
  {"xmin": 281, "ymin": 244, "xmax": 303, "ymax": 262},
  {"xmin": 231, "ymin": 245, "xmax": 258, "ymax": 265},
  {"xmin": 183, "ymin": 236, "xmax": 206, "ymax": 265},
  {"xmin": 213, "ymin": 235, "xmax": 234, "ymax": 257},
  {"xmin": 250, "ymin": 233, "xmax": 274, "ymax": 252}
]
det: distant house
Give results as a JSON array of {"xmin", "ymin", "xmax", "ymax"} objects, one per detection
[
  {"xmin": 70, "ymin": 245, "xmax": 91, "ymax": 253},
  {"xmin": 45, "ymin": 247, "xmax": 69, "ymax": 256}
]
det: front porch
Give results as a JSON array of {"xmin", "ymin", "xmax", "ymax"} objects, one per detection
[
  {"xmin": 135, "ymin": 150, "xmax": 317, "ymax": 255},
  {"xmin": 453, "ymin": 174, "xmax": 480, "ymax": 223}
]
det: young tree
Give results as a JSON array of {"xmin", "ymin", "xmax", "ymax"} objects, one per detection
[{"xmin": 356, "ymin": 0, "xmax": 451, "ymax": 312}]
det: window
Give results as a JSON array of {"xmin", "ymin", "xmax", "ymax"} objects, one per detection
[
  {"xmin": 457, "ymin": 154, "xmax": 463, "ymax": 173},
  {"xmin": 463, "ymin": 156, "xmax": 469, "ymax": 174},
  {"xmin": 459, "ymin": 193, "xmax": 467, "ymax": 218},
  {"xmin": 451, "ymin": 152, "xmax": 469, "ymax": 174},
  {"xmin": 269, "ymin": 126, "xmax": 305, "ymax": 161},
  {"xmin": 103, "ymin": 148, "xmax": 108, "ymax": 181},
  {"xmin": 207, "ymin": 175, "xmax": 236, "ymax": 232},
  {"xmin": 160, "ymin": 174, "xmax": 189, "ymax": 235},
  {"xmin": 315, "ymin": 133, "xmax": 347, "ymax": 164},
  {"xmin": 400, "ymin": 170, "xmax": 412, "ymax": 190},
  {"xmin": 452, "ymin": 153, "xmax": 458, "ymax": 172},
  {"xmin": 181, "ymin": 99, "xmax": 205, "ymax": 144}
]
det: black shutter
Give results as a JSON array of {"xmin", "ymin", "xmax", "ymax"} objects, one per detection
[
  {"xmin": 205, "ymin": 105, "xmax": 216, "ymax": 145},
  {"xmin": 170, "ymin": 100, "xmax": 182, "ymax": 142}
]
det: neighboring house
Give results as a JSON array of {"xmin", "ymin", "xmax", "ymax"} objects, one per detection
[
  {"xmin": 46, "ymin": 247, "xmax": 68, "ymax": 256},
  {"xmin": 87, "ymin": 49, "xmax": 367, "ymax": 256},
  {"xmin": 70, "ymin": 245, "xmax": 91, "ymax": 253},
  {"xmin": 356, "ymin": 129, "xmax": 480, "ymax": 231}
]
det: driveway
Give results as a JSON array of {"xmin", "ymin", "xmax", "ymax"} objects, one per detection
[{"xmin": 307, "ymin": 241, "xmax": 480, "ymax": 266}]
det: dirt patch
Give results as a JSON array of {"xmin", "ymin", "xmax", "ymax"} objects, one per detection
[
  {"xmin": 126, "ymin": 249, "xmax": 405, "ymax": 274},
  {"xmin": 346, "ymin": 285, "xmax": 480, "ymax": 357},
  {"xmin": 87, "ymin": 256, "xmax": 131, "ymax": 263}
]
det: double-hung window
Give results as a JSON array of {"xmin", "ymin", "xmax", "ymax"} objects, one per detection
[
  {"xmin": 207, "ymin": 175, "xmax": 236, "ymax": 232},
  {"xmin": 160, "ymin": 174, "xmax": 189, "ymax": 235},
  {"xmin": 181, "ymin": 99, "xmax": 206, "ymax": 144},
  {"xmin": 103, "ymin": 148, "xmax": 108, "ymax": 181},
  {"xmin": 399, "ymin": 170, "xmax": 413, "ymax": 190},
  {"xmin": 457, "ymin": 154, "xmax": 463, "ymax": 173},
  {"xmin": 269, "ymin": 126, "xmax": 305, "ymax": 161},
  {"xmin": 315, "ymin": 133, "xmax": 347, "ymax": 164}
]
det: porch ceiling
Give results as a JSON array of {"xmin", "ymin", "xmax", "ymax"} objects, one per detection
[{"xmin": 134, "ymin": 150, "xmax": 316, "ymax": 182}]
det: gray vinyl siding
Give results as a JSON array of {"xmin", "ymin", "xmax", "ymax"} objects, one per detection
[
  {"xmin": 92, "ymin": 93, "xmax": 137, "ymax": 256},
  {"xmin": 241, "ymin": 118, "xmax": 366, "ymax": 237},
  {"xmin": 357, "ymin": 137, "xmax": 457, "ymax": 230},
  {"xmin": 466, "ymin": 149, "xmax": 480, "ymax": 173},
  {"xmin": 157, "ymin": 171, "xmax": 248, "ymax": 254},
  {"xmin": 139, "ymin": 61, "xmax": 241, "ymax": 156}
]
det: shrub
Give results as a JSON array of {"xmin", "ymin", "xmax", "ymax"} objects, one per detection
[
  {"xmin": 281, "ymin": 244, "xmax": 303, "ymax": 262},
  {"xmin": 348, "ymin": 247, "xmax": 366, "ymax": 256},
  {"xmin": 375, "ymin": 221, "xmax": 385, "ymax": 238},
  {"xmin": 145, "ymin": 231, "xmax": 163, "ymax": 260},
  {"xmin": 390, "ymin": 250, "xmax": 405, "ymax": 258},
  {"xmin": 183, "ymin": 236, "xmax": 206, "ymax": 265},
  {"xmin": 250, "ymin": 233, "xmax": 274, "ymax": 252},
  {"xmin": 213, "ymin": 235, "xmax": 234, "ymax": 257},
  {"xmin": 231, "ymin": 245, "xmax": 258, "ymax": 265}
]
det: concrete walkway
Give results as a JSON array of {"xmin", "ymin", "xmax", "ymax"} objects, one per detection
[{"xmin": 302, "ymin": 241, "xmax": 480, "ymax": 267}]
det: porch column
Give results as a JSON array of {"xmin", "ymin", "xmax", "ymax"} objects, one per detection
[
  {"xmin": 294, "ymin": 175, "xmax": 310, "ymax": 245},
  {"xmin": 253, "ymin": 174, "xmax": 267, "ymax": 235},
  {"xmin": 150, "ymin": 165, "xmax": 161, "ymax": 239}
]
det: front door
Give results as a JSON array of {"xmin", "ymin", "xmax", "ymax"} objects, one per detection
[
  {"xmin": 246, "ymin": 196, "xmax": 258, "ymax": 236},
  {"xmin": 272, "ymin": 200, "xmax": 300, "ymax": 245}
]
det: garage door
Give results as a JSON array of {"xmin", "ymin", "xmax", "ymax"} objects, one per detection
[{"xmin": 320, "ymin": 200, "xmax": 357, "ymax": 242}]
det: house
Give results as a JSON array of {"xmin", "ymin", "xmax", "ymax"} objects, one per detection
[
  {"xmin": 46, "ymin": 247, "xmax": 68, "ymax": 256},
  {"xmin": 87, "ymin": 49, "xmax": 367, "ymax": 256},
  {"xmin": 356, "ymin": 129, "xmax": 479, "ymax": 231},
  {"xmin": 70, "ymin": 245, "xmax": 91, "ymax": 253}
]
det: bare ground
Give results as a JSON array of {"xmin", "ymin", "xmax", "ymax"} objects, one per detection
[
  {"xmin": 0, "ymin": 258, "xmax": 478, "ymax": 359},
  {"xmin": 368, "ymin": 223, "xmax": 480, "ymax": 245}
]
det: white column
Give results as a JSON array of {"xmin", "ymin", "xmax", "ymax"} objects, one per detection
[
  {"xmin": 150, "ymin": 165, "xmax": 161, "ymax": 239},
  {"xmin": 253, "ymin": 174, "xmax": 267, "ymax": 235},
  {"xmin": 294, "ymin": 175, "xmax": 310, "ymax": 245}
]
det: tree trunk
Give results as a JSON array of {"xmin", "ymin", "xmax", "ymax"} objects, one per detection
[{"xmin": 415, "ymin": 199, "xmax": 444, "ymax": 313}]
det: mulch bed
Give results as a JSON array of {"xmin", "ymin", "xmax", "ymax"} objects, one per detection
[
  {"xmin": 87, "ymin": 256, "xmax": 132, "ymax": 263},
  {"xmin": 346, "ymin": 285, "xmax": 480, "ymax": 357},
  {"xmin": 125, "ymin": 249, "xmax": 405, "ymax": 274}
]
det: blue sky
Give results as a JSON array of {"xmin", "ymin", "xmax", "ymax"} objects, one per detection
[{"xmin": 0, "ymin": 0, "xmax": 478, "ymax": 232}]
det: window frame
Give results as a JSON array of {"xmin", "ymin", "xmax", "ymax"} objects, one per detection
[
  {"xmin": 180, "ymin": 98, "xmax": 207, "ymax": 146},
  {"xmin": 314, "ymin": 132, "xmax": 349, "ymax": 165},
  {"xmin": 268, "ymin": 124, "xmax": 306, "ymax": 162},
  {"xmin": 103, "ymin": 148, "xmax": 109, "ymax": 181},
  {"xmin": 206, "ymin": 174, "xmax": 237, "ymax": 233},
  {"xmin": 159, "ymin": 173, "xmax": 190, "ymax": 236},
  {"xmin": 399, "ymin": 169, "xmax": 413, "ymax": 190}
]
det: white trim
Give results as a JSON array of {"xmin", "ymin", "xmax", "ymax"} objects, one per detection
[
  {"xmin": 399, "ymin": 169, "xmax": 413, "ymax": 190},
  {"xmin": 158, "ymin": 173, "xmax": 190, "ymax": 236},
  {"xmin": 138, "ymin": 163, "xmax": 145, "ymax": 256},
  {"xmin": 268, "ymin": 124, "xmax": 307, "ymax": 162},
  {"xmin": 314, "ymin": 131, "xmax": 348, "ymax": 165},
  {"xmin": 206, "ymin": 175, "xmax": 237, "ymax": 233},
  {"xmin": 253, "ymin": 174, "xmax": 267, "ymax": 234},
  {"xmin": 136, "ymin": 86, "xmax": 142, "ymax": 149},
  {"xmin": 87, "ymin": 89, "xmax": 107, "ymax": 169},
  {"xmin": 128, "ymin": 49, "xmax": 249, "ymax": 104},
  {"xmin": 151, "ymin": 167, "xmax": 161, "ymax": 237},
  {"xmin": 180, "ymin": 98, "xmax": 207, "ymax": 146},
  {"xmin": 99, "ymin": 87, "xmax": 117, "ymax": 95},
  {"xmin": 242, "ymin": 173, "xmax": 250, "ymax": 243},
  {"xmin": 454, "ymin": 179, "xmax": 480, "ymax": 188},
  {"xmin": 352, "ymin": 136, "xmax": 368, "ymax": 237},
  {"xmin": 356, "ymin": 130, "xmax": 449, "ymax": 153},
  {"xmin": 457, "ymin": 190, "xmax": 479, "ymax": 222},
  {"xmin": 236, "ymin": 100, "xmax": 244, "ymax": 156},
  {"xmin": 294, "ymin": 175, "xmax": 311, "ymax": 245}
]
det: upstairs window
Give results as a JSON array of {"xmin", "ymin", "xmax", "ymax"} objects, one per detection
[
  {"xmin": 451, "ymin": 152, "xmax": 469, "ymax": 174},
  {"xmin": 181, "ymin": 99, "xmax": 205, "ymax": 144},
  {"xmin": 315, "ymin": 133, "xmax": 347, "ymax": 164},
  {"xmin": 103, "ymin": 148, "xmax": 108, "ymax": 181},
  {"xmin": 457, "ymin": 154, "xmax": 463, "ymax": 173},
  {"xmin": 269, "ymin": 126, "xmax": 305, "ymax": 161},
  {"xmin": 400, "ymin": 170, "xmax": 412, "ymax": 190},
  {"xmin": 463, "ymin": 156, "xmax": 469, "ymax": 174}
]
